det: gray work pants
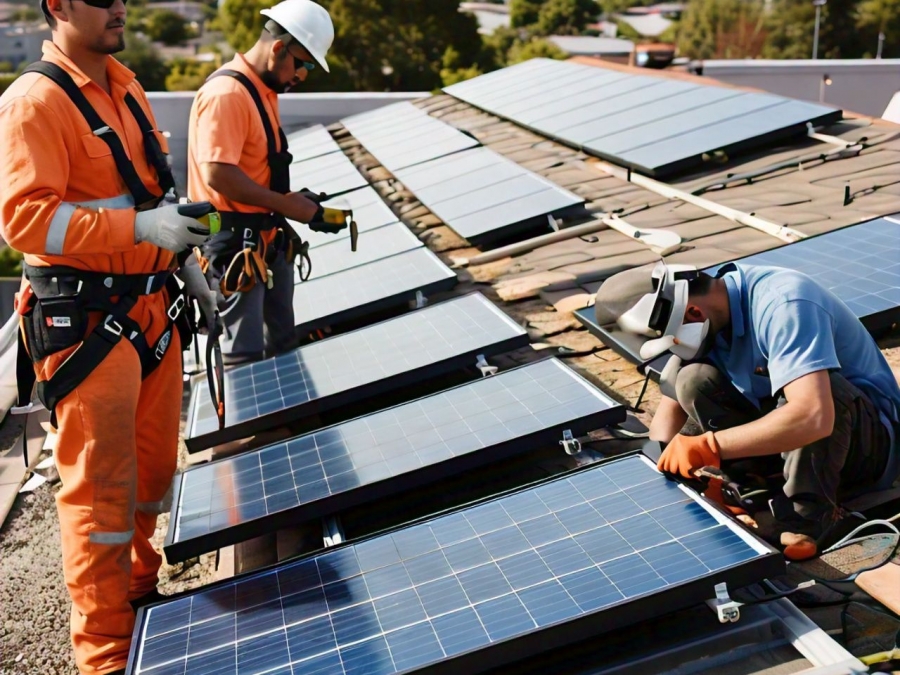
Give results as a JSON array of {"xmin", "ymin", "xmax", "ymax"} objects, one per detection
[
  {"xmin": 217, "ymin": 251, "xmax": 298, "ymax": 365},
  {"xmin": 674, "ymin": 363, "xmax": 891, "ymax": 522}
]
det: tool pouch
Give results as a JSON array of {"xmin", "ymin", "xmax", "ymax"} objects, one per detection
[{"xmin": 22, "ymin": 293, "xmax": 88, "ymax": 363}]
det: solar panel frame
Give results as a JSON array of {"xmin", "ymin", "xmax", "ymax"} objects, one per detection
[
  {"xmin": 443, "ymin": 58, "xmax": 843, "ymax": 177},
  {"xmin": 286, "ymin": 125, "xmax": 341, "ymax": 163},
  {"xmin": 342, "ymin": 102, "xmax": 480, "ymax": 172},
  {"xmin": 184, "ymin": 292, "xmax": 529, "ymax": 452},
  {"xmin": 393, "ymin": 148, "xmax": 584, "ymax": 245},
  {"xmin": 129, "ymin": 453, "xmax": 783, "ymax": 675},
  {"xmin": 291, "ymin": 247, "xmax": 457, "ymax": 335},
  {"xmin": 165, "ymin": 358, "xmax": 628, "ymax": 562},
  {"xmin": 573, "ymin": 213, "xmax": 900, "ymax": 368}
]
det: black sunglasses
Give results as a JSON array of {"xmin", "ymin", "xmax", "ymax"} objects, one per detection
[
  {"xmin": 289, "ymin": 51, "xmax": 315, "ymax": 72},
  {"xmin": 78, "ymin": 0, "xmax": 127, "ymax": 9}
]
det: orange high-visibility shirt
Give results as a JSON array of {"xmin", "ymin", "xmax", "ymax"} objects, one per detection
[
  {"xmin": 0, "ymin": 41, "xmax": 173, "ymax": 275},
  {"xmin": 187, "ymin": 54, "xmax": 285, "ymax": 217}
]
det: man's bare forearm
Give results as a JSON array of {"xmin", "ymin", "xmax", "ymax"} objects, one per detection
[{"xmin": 203, "ymin": 162, "xmax": 317, "ymax": 222}]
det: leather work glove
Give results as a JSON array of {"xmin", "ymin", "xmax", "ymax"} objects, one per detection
[
  {"xmin": 657, "ymin": 431, "xmax": 721, "ymax": 479},
  {"xmin": 135, "ymin": 203, "xmax": 212, "ymax": 252},
  {"xmin": 177, "ymin": 251, "xmax": 224, "ymax": 337},
  {"xmin": 307, "ymin": 204, "xmax": 351, "ymax": 234}
]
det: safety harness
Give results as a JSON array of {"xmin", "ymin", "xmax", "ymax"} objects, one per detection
[
  {"xmin": 14, "ymin": 61, "xmax": 190, "ymax": 432},
  {"xmin": 199, "ymin": 69, "xmax": 310, "ymax": 296}
]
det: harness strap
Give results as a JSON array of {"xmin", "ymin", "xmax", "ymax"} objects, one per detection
[{"xmin": 21, "ymin": 62, "xmax": 171, "ymax": 208}]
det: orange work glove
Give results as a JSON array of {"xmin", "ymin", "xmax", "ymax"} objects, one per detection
[{"xmin": 658, "ymin": 431, "xmax": 721, "ymax": 479}]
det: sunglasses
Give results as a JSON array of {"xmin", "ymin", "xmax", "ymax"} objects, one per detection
[
  {"xmin": 289, "ymin": 52, "xmax": 315, "ymax": 72},
  {"xmin": 78, "ymin": 0, "xmax": 127, "ymax": 9}
]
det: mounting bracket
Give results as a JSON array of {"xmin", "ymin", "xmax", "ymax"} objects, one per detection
[
  {"xmin": 410, "ymin": 290, "xmax": 428, "ymax": 309},
  {"xmin": 707, "ymin": 582, "xmax": 742, "ymax": 623},
  {"xmin": 560, "ymin": 429, "xmax": 582, "ymax": 456},
  {"xmin": 475, "ymin": 354, "xmax": 498, "ymax": 377},
  {"xmin": 323, "ymin": 515, "xmax": 345, "ymax": 548}
]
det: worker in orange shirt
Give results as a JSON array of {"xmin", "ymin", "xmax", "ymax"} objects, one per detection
[
  {"xmin": 0, "ymin": 0, "xmax": 217, "ymax": 670},
  {"xmin": 188, "ymin": 0, "xmax": 350, "ymax": 365}
]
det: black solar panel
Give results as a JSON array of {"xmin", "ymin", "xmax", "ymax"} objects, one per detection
[
  {"xmin": 130, "ymin": 455, "xmax": 781, "ymax": 675},
  {"xmin": 166, "ymin": 359, "xmax": 627, "ymax": 562},
  {"xmin": 290, "ymin": 150, "xmax": 368, "ymax": 196},
  {"xmin": 185, "ymin": 292, "xmax": 527, "ymax": 451},
  {"xmin": 286, "ymin": 125, "xmax": 341, "ymax": 162},
  {"xmin": 342, "ymin": 101, "xmax": 480, "ymax": 172},
  {"xmin": 300, "ymin": 222, "xmax": 422, "ymax": 281},
  {"xmin": 289, "ymin": 187, "xmax": 399, "ymax": 250},
  {"xmin": 394, "ymin": 148, "xmax": 584, "ymax": 245},
  {"xmin": 444, "ymin": 58, "xmax": 843, "ymax": 177},
  {"xmin": 574, "ymin": 213, "xmax": 900, "ymax": 367},
  {"xmin": 292, "ymin": 247, "xmax": 457, "ymax": 335}
]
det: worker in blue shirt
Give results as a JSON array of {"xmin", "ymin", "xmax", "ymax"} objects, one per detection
[{"xmin": 596, "ymin": 261, "xmax": 900, "ymax": 560}]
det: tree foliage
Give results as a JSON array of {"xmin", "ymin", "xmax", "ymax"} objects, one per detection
[
  {"xmin": 856, "ymin": 0, "xmax": 900, "ymax": 56},
  {"xmin": 507, "ymin": 37, "xmax": 567, "ymax": 63},
  {"xmin": 510, "ymin": 0, "xmax": 543, "ymax": 28},
  {"xmin": 118, "ymin": 31, "xmax": 169, "ymax": 91},
  {"xmin": 166, "ymin": 58, "xmax": 218, "ymax": 90},
  {"xmin": 677, "ymin": 0, "xmax": 765, "ymax": 59},
  {"xmin": 0, "ymin": 246, "xmax": 24, "ymax": 278},
  {"xmin": 534, "ymin": 0, "xmax": 601, "ymax": 36},
  {"xmin": 143, "ymin": 9, "xmax": 196, "ymax": 46},
  {"xmin": 220, "ymin": 0, "xmax": 275, "ymax": 52}
]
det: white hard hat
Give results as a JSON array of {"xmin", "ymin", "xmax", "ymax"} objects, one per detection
[{"xmin": 261, "ymin": 0, "xmax": 334, "ymax": 73}]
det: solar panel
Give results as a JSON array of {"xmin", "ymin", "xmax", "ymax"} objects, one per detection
[
  {"xmin": 289, "ymin": 187, "xmax": 399, "ymax": 250},
  {"xmin": 574, "ymin": 213, "xmax": 900, "ymax": 368},
  {"xmin": 393, "ymin": 148, "xmax": 584, "ymax": 245},
  {"xmin": 129, "ymin": 454, "xmax": 782, "ymax": 675},
  {"xmin": 341, "ymin": 101, "xmax": 480, "ymax": 172},
  {"xmin": 185, "ymin": 292, "xmax": 528, "ymax": 451},
  {"xmin": 290, "ymin": 151, "xmax": 368, "ymax": 196},
  {"xmin": 300, "ymin": 222, "xmax": 422, "ymax": 281},
  {"xmin": 166, "ymin": 358, "xmax": 627, "ymax": 562},
  {"xmin": 286, "ymin": 125, "xmax": 341, "ymax": 163},
  {"xmin": 292, "ymin": 247, "xmax": 457, "ymax": 335},
  {"xmin": 444, "ymin": 58, "xmax": 842, "ymax": 177}
]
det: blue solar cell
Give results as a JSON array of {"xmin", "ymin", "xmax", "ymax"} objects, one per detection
[
  {"xmin": 444, "ymin": 58, "xmax": 841, "ymax": 176},
  {"xmin": 131, "ymin": 456, "xmax": 776, "ymax": 675}
]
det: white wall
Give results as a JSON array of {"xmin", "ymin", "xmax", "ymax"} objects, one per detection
[
  {"xmin": 147, "ymin": 91, "xmax": 427, "ymax": 193},
  {"xmin": 694, "ymin": 60, "xmax": 900, "ymax": 118}
]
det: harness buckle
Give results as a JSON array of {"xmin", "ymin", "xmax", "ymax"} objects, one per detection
[
  {"xmin": 167, "ymin": 294, "xmax": 185, "ymax": 320},
  {"xmin": 103, "ymin": 315, "xmax": 123, "ymax": 336}
]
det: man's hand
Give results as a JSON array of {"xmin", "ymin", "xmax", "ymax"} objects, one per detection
[
  {"xmin": 278, "ymin": 191, "xmax": 320, "ymax": 223},
  {"xmin": 296, "ymin": 187, "xmax": 328, "ymax": 204},
  {"xmin": 177, "ymin": 252, "xmax": 223, "ymax": 336},
  {"xmin": 307, "ymin": 205, "xmax": 351, "ymax": 233},
  {"xmin": 658, "ymin": 431, "xmax": 721, "ymax": 479},
  {"xmin": 135, "ymin": 204, "xmax": 210, "ymax": 252}
]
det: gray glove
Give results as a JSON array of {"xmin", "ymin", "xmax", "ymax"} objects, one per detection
[
  {"xmin": 135, "ymin": 204, "xmax": 210, "ymax": 252},
  {"xmin": 177, "ymin": 253, "xmax": 223, "ymax": 336}
]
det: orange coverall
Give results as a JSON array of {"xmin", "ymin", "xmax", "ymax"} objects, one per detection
[{"xmin": 0, "ymin": 42, "xmax": 181, "ymax": 674}]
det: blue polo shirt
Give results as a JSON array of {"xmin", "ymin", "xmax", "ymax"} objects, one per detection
[{"xmin": 709, "ymin": 263, "xmax": 900, "ymax": 431}]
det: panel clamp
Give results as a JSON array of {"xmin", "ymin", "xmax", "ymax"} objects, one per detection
[
  {"xmin": 560, "ymin": 429, "xmax": 582, "ymax": 456},
  {"xmin": 323, "ymin": 515, "xmax": 345, "ymax": 548},
  {"xmin": 707, "ymin": 582, "xmax": 742, "ymax": 623},
  {"xmin": 410, "ymin": 290, "xmax": 428, "ymax": 310},
  {"xmin": 475, "ymin": 354, "xmax": 498, "ymax": 377}
]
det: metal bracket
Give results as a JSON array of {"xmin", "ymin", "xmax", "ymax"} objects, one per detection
[
  {"xmin": 560, "ymin": 429, "xmax": 582, "ymax": 456},
  {"xmin": 546, "ymin": 214, "xmax": 560, "ymax": 232},
  {"xmin": 707, "ymin": 582, "xmax": 742, "ymax": 623},
  {"xmin": 10, "ymin": 402, "xmax": 44, "ymax": 415},
  {"xmin": 475, "ymin": 354, "xmax": 498, "ymax": 377},
  {"xmin": 409, "ymin": 290, "xmax": 428, "ymax": 310},
  {"xmin": 322, "ymin": 515, "xmax": 345, "ymax": 548}
]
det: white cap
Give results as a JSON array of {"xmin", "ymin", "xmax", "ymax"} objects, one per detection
[{"xmin": 261, "ymin": 0, "xmax": 334, "ymax": 73}]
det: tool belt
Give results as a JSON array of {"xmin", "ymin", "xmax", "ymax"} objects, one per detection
[
  {"xmin": 16, "ymin": 263, "xmax": 190, "ymax": 425},
  {"xmin": 200, "ymin": 212, "xmax": 310, "ymax": 295}
]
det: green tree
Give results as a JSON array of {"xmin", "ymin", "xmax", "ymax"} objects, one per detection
[
  {"xmin": 0, "ymin": 74, "xmax": 15, "ymax": 96},
  {"xmin": 856, "ymin": 0, "xmax": 900, "ymax": 56},
  {"xmin": 506, "ymin": 37, "xmax": 567, "ymax": 63},
  {"xmin": 0, "ymin": 61, "xmax": 14, "ymax": 74},
  {"xmin": 118, "ymin": 31, "xmax": 169, "ymax": 91},
  {"xmin": 165, "ymin": 58, "xmax": 218, "ymax": 90},
  {"xmin": 764, "ymin": 0, "xmax": 866, "ymax": 58},
  {"xmin": 0, "ymin": 247, "xmax": 24, "ymax": 278},
  {"xmin": 510, "ymin": 0, "xmax": 543, "ymax": 28},
  {"xmin": 677, "ymin": 0, "xmax": 765, "ymax": 59},
  {"xmin": 534, "ymin": 0, "xmax": 600, "ymax": 36},
  {"xmin": 219, "ymin": 0, "xmax": 275, "ymax": 52},
  {"xmin": 440, "ymin": 45, "xmax": 483, "ymax": 87},
  {"xmin": 144, "ymin": 9, "xmax": 196, "ymax": 45},
  {"xmin": 10, "ymin": 7, "xmax": 41, "ymax": 21}
]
